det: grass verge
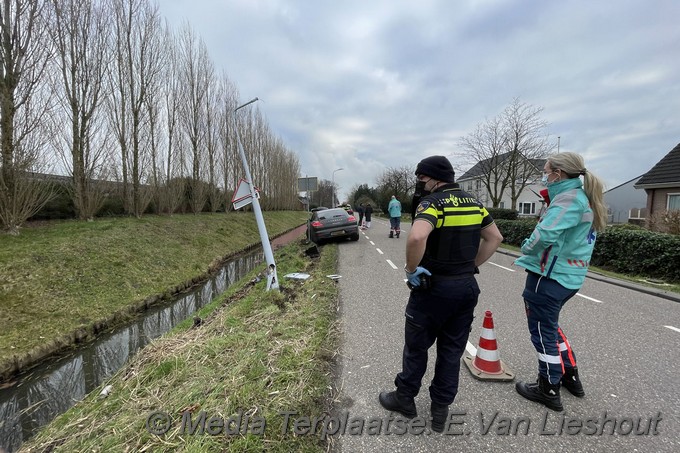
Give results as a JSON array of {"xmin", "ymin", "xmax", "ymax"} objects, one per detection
[
  {"xmin": 21, "ymin": 237, "xmax": 339, "ymax": 452},
  {"xmin": 0, "ymin": 212, "xmax": 308, "ymax": 379}
]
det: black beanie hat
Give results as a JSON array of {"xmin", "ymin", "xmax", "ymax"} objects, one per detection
[{"xmin": 415, "ymin": 155, "xmax": 455, "ymax": 183}]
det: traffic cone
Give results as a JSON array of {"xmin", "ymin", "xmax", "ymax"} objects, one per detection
[{"xmin": 463, "ymin": 310, "xmax": 514, "ymax": 381}]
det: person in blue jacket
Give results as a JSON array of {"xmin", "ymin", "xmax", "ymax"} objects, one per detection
[
  {"xmin": 388, "ymin": 195, "xmax": 402, "ymax": 238},
  {"xmin": 514, "ymin": 152, "xmax": 607, "ymax": 411}
]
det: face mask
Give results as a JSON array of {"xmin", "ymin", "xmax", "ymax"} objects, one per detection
[
  {"xmin": 414, "ymin": 179, "xmax": 429, "ymax": 196},
  {"xmin": 411, "ymin": 179, "xmax": 431, "ymax": 218},
  {"xmin": 541, "ymin": 171, "xmax": 559, "ymax": 186}
]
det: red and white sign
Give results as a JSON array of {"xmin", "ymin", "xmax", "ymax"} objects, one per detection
[{"xmin": 232, "ymin": 178, "xmax": 260, "ymax": 210}]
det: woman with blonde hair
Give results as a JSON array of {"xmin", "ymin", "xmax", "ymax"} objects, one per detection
[{"xmin": 514, "ymin": 152, "xmax": 607, "ymax": 411}]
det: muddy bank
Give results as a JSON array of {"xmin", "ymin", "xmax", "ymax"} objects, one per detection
[{"xmin": 0, "ymin": 224, "xmax": 307, "ymax": 382}]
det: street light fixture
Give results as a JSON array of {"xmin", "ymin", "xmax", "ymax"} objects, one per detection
[
  {"xmin": 234, "ymin": 97, "xmax": 279, "ymax": 291},
  {"xmin": 332, "ymin": 168, "xmax": 344, "ymax": 207}
]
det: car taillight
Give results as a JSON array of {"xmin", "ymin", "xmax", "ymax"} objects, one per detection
[
  {"xmin": 311, "ymin": 221, "xmax": 323, "ymax": 227},
  {"xmin": 347, "ymin": 215, "xmax": 356, "ymax": 222}
]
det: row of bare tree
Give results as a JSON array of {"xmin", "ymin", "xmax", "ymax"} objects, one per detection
[
  {"xmin": 346, "ymin": 99, "xmax": 555, "ymax": 214},
  {"xmin": 0, "ymin": 0, "xmax": 300, "ymax": 235}
]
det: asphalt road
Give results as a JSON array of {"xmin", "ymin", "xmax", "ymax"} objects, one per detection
[{"xmin": 333, "ymin": 217, "xmax": 680, "ymax": 453}]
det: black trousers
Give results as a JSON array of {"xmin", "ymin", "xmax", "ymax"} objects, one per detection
[{"xmin": 395, "ymin": 277, "xmax": 480, "ymax": 405}]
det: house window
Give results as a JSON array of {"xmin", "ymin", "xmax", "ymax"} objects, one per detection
[
  {"xmin": 499, "ymin": 201, "xmax": 505, "ymax": 209},
  {"xmin": 629, "ymin": 207, "xmax": 647, "ymax": 219},
  {"xmin": 467, "ymin": 182, "xmax": 472, "ymax": 191},
  {"xmin": 668, "ymin": 194, "xmax": 680, "ymax": 211},
  {"xmin": 476, "ymin": 180, "xmax": 481, "ymax": 190},
  {"xmin": 518, "ymin": 202, "xmax": 535, "ymax": 215}
]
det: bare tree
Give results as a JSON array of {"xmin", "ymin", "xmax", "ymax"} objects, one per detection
[
  {"xmin": 0, "ymin": 0, "xmax": 54, "ymax": 234},
  {"xmin": 204, "ymin": 64, "xmax": 219, "ymax": 212},
  {"xmin": 217, "ymin": 73, "xmax": 239, "ymax": 212},
  {"xmin": 176, "ymin": 24, "xmax": 211, "ymax": 214},
  {"xmin": 375, "ymin": 165, "xmax": 415, "ymax": 208},
  {"xmin": 107, "ymin": 0, "xmax": 163, "ymax": 217},
  {"xmin": 502, "ymin": 98, "xmax": 554, "ymax": 210},
  {"xmin": 143, "ymin": 16, "xmax": 172, "ymax": 214},
  {"xmin": 458, "ymin": 115, "xmax": 510, "ymax": 208},
  {"xmin": 50, "ymin": 0, "xmax": 112, "ymax": 220},
  {"xmin": 159, "ymin": 23, "xmax": 184, "ymax": 214},
  {"xmin": 459, "ymin": 98, "xmax": 553, "ymax": 209}
]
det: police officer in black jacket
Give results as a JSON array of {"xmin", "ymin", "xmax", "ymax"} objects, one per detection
[{"xmin": 379, "ymin": 155, "xmax": 503, "ymax": 432}]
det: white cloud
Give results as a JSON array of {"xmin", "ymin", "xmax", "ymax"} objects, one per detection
[{"xmin": 159, "ymin": 0, "xmax": 680, "ymax": 201}]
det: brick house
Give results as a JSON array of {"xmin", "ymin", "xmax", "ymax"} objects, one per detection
[{"xmin": 634, "ymin": 142, "xmax": 680, "ymax": 229}]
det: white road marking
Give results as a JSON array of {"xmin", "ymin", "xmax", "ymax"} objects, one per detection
[
  {"xmin": 664, "ymin": 325, "xmax": 680, "ymax": 334},
  {"xmin": 376, "ymin": 248, "xmax": 384, "ymax": 255},
  {"xmin": 576, "ymin": 293, "xmax": 603, "ymax": 303},
  {"xmin": 369, "ymin": 241, "xmax": 375, "ymax": 245},
  {"xmin": 466, "ymin": 341, "xmax": 477, "ymax": 356},
  {"xmin": 488, "ymin": 262, "xmax": 515, "ymax": 272},
  {"xmin": 386, "ymin": 260, "xmax": 398, "ymax": 270}
]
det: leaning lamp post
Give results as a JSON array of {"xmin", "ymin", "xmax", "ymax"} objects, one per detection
[
  {"xmin": 234, "ymin": 98, "xmax": 279, "ymax": 291},
  {"xmin": 332, "ymin": 168, "xmax": 343, "ymax": 207}
]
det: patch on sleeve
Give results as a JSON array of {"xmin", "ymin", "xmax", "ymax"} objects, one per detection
[{"xmin": 416, "ymin": 200, "xmax": 431, "ymax": 214}]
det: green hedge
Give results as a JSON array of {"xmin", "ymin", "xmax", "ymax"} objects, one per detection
[
  {"xmin": 495, "ymin": 219, "xmax": 537, "ymax": 246},
  {"xmin": 591, "ymin": 228, "xmax": 680, "ymax": 283},
  {"xmin": 495, "ymin": 219, "xmax": 680, "ymax": 283},
  {"xmin": 487, "ymin": 208, "xmax": 518, "ymax": 220}
]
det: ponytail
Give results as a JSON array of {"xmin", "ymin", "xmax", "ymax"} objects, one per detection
[
  {"xmin": 548, "ymin": 152, "xmax": 608, "ymax": 232},
  {"xmin": 583, "ymin": 171, "xmax": 608, "ymax": 232}
]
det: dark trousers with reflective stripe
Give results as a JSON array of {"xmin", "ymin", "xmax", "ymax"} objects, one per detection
[
  {"xmin": 395, "ymin": 277, "xmax": 480, "ymax": 405},
  {"xmin": 522, "ymin": 271, "xmax": 579, "ymax": 385}
]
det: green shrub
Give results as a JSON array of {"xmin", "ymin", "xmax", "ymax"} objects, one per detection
[
  {"xmin": 488, "ymin": 208, "xmax": 518, "ymax": 220},
  {"xmin": 497, "ymin": 219, "xmax": 680, "ymax": 283},
  {"xmin": 495, "ymin": 219, "xmax": 536, "ymax": 246},
  {"xmin": 591, "ymin": 228, "xmax": 680, "ymax": 282},
  {"xmin": 29, "ymin": 184, "xmax": 75, "ymax": 220},
  {"xmin": 607, "ymin": 223, "xmax": 645, "ymax": 231}
]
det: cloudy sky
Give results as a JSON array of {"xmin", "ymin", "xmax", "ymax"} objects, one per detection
[{"xmin": 159, "ymin": 0, "xmax": 680, "ymax": 202}]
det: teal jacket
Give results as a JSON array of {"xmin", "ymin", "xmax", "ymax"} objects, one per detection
[
  {"xmin": 515, "ymin": 178, "xmax": 596, "ymax": 290},
  {"xmin": 388, "ymin": 198, "xmax": 402, "ymax": 217}
]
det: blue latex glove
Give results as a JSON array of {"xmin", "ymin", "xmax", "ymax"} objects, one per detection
[{"xmin": 405, "ymin": 266, "xmax": 431, "ymax": 287}]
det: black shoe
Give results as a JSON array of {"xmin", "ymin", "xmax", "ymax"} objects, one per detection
[
  {"xmin": 379, "ymin": 391, "xmax": 417, "ymax": 419},
  {"xmin": 561, "ymin": 367, "xmax": 585, "ymax": 397},
  {"xmin": 430, "ymin": 403, "xmax": 449, "ymax": 433},
  {"xmin": 515, "ymin": 375, "xmax": 563, "ymax": 411},
  {"xmin": 389, "ymin": 233, "xmax": 394, "ymax": 238},
  {"xmin": 396, "ymin": 232, "xmax": 400, "ymax": 238}
]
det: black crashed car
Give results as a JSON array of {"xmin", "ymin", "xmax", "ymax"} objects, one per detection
[{"xmin": 307, "ymin": 207, "xmax": 360, "ymax": 244}]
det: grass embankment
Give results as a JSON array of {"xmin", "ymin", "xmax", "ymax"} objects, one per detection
[
  {"xmin": 22, "ymin": 237, "xmax": 340, "ymax": 452},
  {"xmin": 0, "ymin": 212, "xmax": 308, "ymax": 379}
]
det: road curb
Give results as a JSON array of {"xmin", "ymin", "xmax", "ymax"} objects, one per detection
[{"xmin": 496, "ymin": 247, "xmax": 680, "ymax": 304}]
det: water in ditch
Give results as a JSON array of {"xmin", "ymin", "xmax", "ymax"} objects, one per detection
[{"xmin": 0, "ymin": 249, "xmax": 265, "ymax": 453}]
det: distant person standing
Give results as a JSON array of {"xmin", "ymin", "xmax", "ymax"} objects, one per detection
[
  {"xmin": 364, "ymin": 203, "xmax": 373, "ymax": 228},
  {"xmin": 388, "ymin": 195, "xmax": 402, "ymax": 238},
  {"xmin": 356, "ymin": 203, "xmax": 365, "ymax": 228}
]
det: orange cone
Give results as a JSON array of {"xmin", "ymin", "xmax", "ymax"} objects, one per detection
[{"xmin": 463, "ymin": 310, "xmax": 514, "ymax": 381}]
